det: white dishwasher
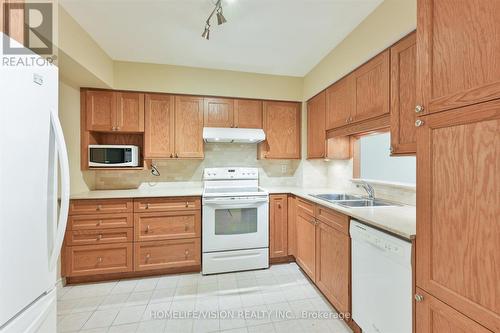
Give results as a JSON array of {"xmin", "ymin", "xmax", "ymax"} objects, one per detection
[{"xmin": 350, "ymin": 220, "xmax": 412, "ymax": 333}]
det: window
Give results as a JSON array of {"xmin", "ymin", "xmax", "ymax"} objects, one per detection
[{"xmin": 358, "ymin": 132, "xmax": 415, "ymax": 184}]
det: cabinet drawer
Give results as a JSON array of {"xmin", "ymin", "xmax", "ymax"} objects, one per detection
[
  {"xmin": 134, "ymin": 238, "xmax": 201, "ymax": 271},
  {"xmin": 315, "ymin": 205, "xmax": 349, "ymax": 235},
  {"xmin": 65, "ymin": 243, "xmax": 133, "ymax": 277},
  {"xmin": 69, "ymin": 199, "xmax": 133, "ymax": 215},
  {"xmin": 134, "ymin": 197, "xmax": 201, "ymax": 212},
  {"xmin": 65, "ymin": 228, "xmax": 133, "ymax": 246},
  {"xmin": 134, "ymin": 211, "xmax": 201, "ymax": 241},
  {"xmin": 68, "ymin": 213, "xmax": 133, "ymax": 230},
  {"xmin": 296, "ymin": 198, "xmax": 315, "ymax": 218}
]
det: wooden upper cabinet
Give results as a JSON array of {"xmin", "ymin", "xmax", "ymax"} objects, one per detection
[
  {"xmin": 234, "ymin": 99, "xmax": 263, "ymax": 129},
  {"xmin": 390, "ymin": 32, "xmax": 417, "ymax": 155},
  {"xmin": 175, "ymin": 96, "xmax": 204, "ymax": 159},
  {"xmin": 415, "ymin": 288, "xmax": 493, "ymax": 333},
  {"xmin": 352, "ymin": 50, "xmax": 390, "ymax": 123},
  {"xmin": 416, "ymin": 100, "xmax": 500, "ymax": 333},
  {"xmin": 204, "ymin": 97, "xmax": 234, "ymax": 128},
  {"xmin": 325, "ymin": 75, "xmax": 356, "ymax": 130},
  {"xmin": 417, "ymin": 0, "xmax": 500, "ymax": 115},
  {"xmin": 259, "ymin": 101, "xmax": 301, "ymax": 159},
  {"xmin": 144, "ymin": 94, "xmax": 175, "ymax": 159},
  {"xmin": 315, "ymin": 220, "xmax": 350, "ymax": 316},
  {"xmin": 115, "ymin": 92, "xmax": 144, "ymax": 132},
  {"xmin": 269, "ymin": 194, "xmax": 288, "ymax": 259},
  {"xmin": 86, "ymin": 90, "xmax": 115, "ymax": 132},
  {"xmin": 307, "ymin": 91, "xmax": 327, "ymax": 159}
]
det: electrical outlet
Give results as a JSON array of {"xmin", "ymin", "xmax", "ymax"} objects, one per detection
[{"xmin": 281, "ymin": 165, "xmax": 287, "ymax": 174}]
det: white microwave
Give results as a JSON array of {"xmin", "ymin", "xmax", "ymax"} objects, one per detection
[{"xmin": 88, "ymin": 145, "xmax": 139, "ymax": 167}]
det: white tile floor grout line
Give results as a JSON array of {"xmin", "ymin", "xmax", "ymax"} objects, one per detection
[{"xmin": 57, "ymin": 263, "xmax": 352, "ymax": 333}]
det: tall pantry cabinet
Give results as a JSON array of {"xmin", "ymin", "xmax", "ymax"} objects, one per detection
[{"xmin": 414, "ymin": 1, "xmax": 500, "ymax": 332}]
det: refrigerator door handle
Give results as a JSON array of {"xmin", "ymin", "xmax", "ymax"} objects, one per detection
[{"xmin": 48, "ymin": 109, "xmax": 70, "ymax": 270}]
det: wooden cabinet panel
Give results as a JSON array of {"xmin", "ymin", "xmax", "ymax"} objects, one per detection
[
  {"xmin": 416, "ymin": 101, "xmax": 500, "ymax": 332},
  {"xmin": 86, "ymin": 90, "xmax": 115, "ymax": 132},
  {"xmin": 315, "ymin": 221, "xmax": 350, "ymax": 315},
  {"xmin": 391, "ymin": 32, "xmax": 417, "ymax": 155},
  {"xmin": 415, "ymin": 289, "xmax": 493, "ymax": 333},
  {"xmin": 65, "ymin": 243, "xmax": 133, "ymax": 277},
  {"xmin": 325, "ymin": 75, "xmax": 356, "ymax": 130},
  {"xmin": 234, "ymin": 99, "xmax": 262, "ymax": 129},
  {"xmin": 307, "ymin": 91, "xmax": 327, "ymax": 159},
  {"xmin": 287, "ymin": 196, "xmax": 297, "ymax": 257},
  {"xmin": 115, "ymin": 92, "xmax": 144, "ymax": 132},
  {"xmin": 65, "ymin": 228, "xmax": 132, "ymax": 246},
  {"xmin": 69, "ymin": 199, "xmax": 133, "ymax": 215},
  {"xmin": 353, "ymin": 50, "xmax": 390, "ymax": 123},
  {"xmin": 134, "ymin": 197, "xmax": 201, "ymax": 212},
  {"xmin": 68, "ymin": 213, "xmax": 133, "ymax": 230},
  {"xmin": 2, "ymin": 0, "xmax": 25, "ymax": 44},
  {"xmin": 296, "ymin": 198, "xmax": 315, "ymax": 218},
  {"xmin": 134, "ymin": 238, "xmax": 201, "ymax": 271},
  {"xmin": 315, "ymin": 205, "xmax": 349, "ymax": 235},
  {"xmin": 134, "ymin": 210, "xmax": 201, "ymax": 242},
  {"xmin": 269, "ymin": 194, "xmax": 288, "ymax": 258},
  {"xmin": 325, "ymin": 137, "xmax": 351, "ymax": 160},
  {"xmin": 260, "ymin": 101, "xmax": 301, "ymax": 159},
  {"xmin": 144, "ymin": 94, "xmax": 175, "ymax": 158},
  {"xmin": 417, "ymin": 0, "xmax": 500, "ymax": 114},
  {"xmin": 204, "ymin": 97, "xmax": 234, "ymax": 128},
  {"xmin": 175, "ymin": 96, "xmax": 204, "ymax": 158},
  {"xmin": 295, "ymin": 213, "xmax": 316, "ymax": 280}
]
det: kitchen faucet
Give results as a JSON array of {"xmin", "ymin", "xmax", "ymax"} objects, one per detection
[{"xmin": 357, "ymin": 181, "xmax": 375, "ymax": 200}]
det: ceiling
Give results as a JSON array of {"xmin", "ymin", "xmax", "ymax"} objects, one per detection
[{"xmin": 60, "ymin": 0, "xmax": 383, "ymax": 77}]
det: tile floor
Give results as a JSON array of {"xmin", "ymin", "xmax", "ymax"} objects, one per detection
[{"xmin": 57, "ymin": 263, "xmax": 352, "ymax": 333}]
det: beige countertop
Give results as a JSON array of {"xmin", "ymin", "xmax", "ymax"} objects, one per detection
[{"xmin": 71, "ymin": 184, "xmax": 416, "ymax": 240}]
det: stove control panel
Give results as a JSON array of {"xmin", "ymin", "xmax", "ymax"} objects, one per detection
[{"xmin": 204, "ymin": 167, "xmax": 258, "ymax": 180}]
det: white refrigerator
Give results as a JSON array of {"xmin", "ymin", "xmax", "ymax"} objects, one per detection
[{"xmin": 0, "ymin": 34, "xmax": 70, "ymax": 333}]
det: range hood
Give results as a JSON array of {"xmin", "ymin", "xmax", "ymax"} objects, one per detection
[{"xmin": 203, "ymin": 127, "xmax": 266, "ymax": 143}]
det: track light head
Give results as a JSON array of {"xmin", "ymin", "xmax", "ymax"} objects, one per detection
[
  {"xmin": 216, "ymin": 8, "xmax": 227, "ymax": 25},
  {"xmin": 201, "ymin": 24, "xmax": 210, "ymax": 40}
]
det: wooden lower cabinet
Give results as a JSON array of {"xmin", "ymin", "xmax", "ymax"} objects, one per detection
[
  {"xmin": 295, "ymin": 207, "xmax": 316, "ymax": 280},
  {"xmin": 65, "ymin": 228, "xmax": 133, "ymax": 246},
  {"xmin": 134, "ymin": 238, "xmax": 200, "ymax": 271},
  {"xmin": 269, "ymin": 194, "xmax": 288, "ymax": 259},
  {"xmin": 315, "ymin": 220, "xmax": 350, "ymax": 316},
  {"xmin": 65, "ymin": 243, "xmax": 133, "ymax": 277},
  {"xmin": 69, "ymin": 199, "xmax": 133, "ymax": 215},
  {"xmin": 415, "ymin": 288, "xmax": 493, "ymax": 333},
  {"xmin": 68, "ymin": 213, "xmax": 133, "ymax": 230},
  {"xmin": 134, "ymin": 210, "xmax": 201, "ymax": 242}
]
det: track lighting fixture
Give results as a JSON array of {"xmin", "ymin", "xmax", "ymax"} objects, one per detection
[{"xmin": 201, "ymin": 0, "xmax": 227, "ymax": 40}]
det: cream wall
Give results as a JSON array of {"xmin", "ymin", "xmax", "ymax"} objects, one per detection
[{"xmin": 303, "ymin": 0, "xmax": 416, "ymax": 100}]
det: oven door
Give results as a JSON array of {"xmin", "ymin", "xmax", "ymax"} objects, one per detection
[{"xmin": 202, "ymin": 196, "xmax": 269, "ymax": 252}]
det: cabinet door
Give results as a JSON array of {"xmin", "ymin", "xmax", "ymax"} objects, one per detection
[
  {"xmin": 416, "ymin": 101, "xmax": 500, "ymax": 332},
  {"xmin": 390, "ymin": 32, "xmax": 417, "ymax": 155},
  {"xmin": 325, "ymin": 75, "xmax": 356, "ymax": 130},
  {"xmin": 415, "ymin": 289, "xmax": 493, "ymax": 333},
  {"xmin": 115, "ymin": 92, "xmax": 145, "ymax": 132},
  {"xmin": 287, "ymin": 196, "xmax": 296, "ymax": 257},
  {"xmin": 86, "ymin": 90, "xmax": 115, "ymax": 132},
  {"xmin": 204, "ymin": 97, "xmax": 234, "ymax": 128},
  {"xmin": 260, "ymin": 101, "xmax": 301, "ymax": 159},
  {"xmin": 175, "ymin": 96, "xmax": 204, "ymax": 159},
  {"xmin": 234, "ymin": 99, "xmax": 263, "ymax": 128},
  {"xmin": 307, "ymin": 91, "xmax": 326, "ymax": 159},
  {"xmin": 417, "ymin": 0, "xmax": 500, "ymax": 115},
  {"xmin": 144, "ymin": 94, "xmax": 175, "ymax": 159},
  {"xmin": 134, "ymin": 238, "xmax": 201, "ymax": 272},
  {"xmin": 269, "ymin": 194, "xmax": 288, "ymax": 259},
  {"xmin": 315, "ymin": 221, "xmax": 350, "ymax": 315},
  {"xmin": 352, "ymin": 50, "xmax": 390, "ymax": 123},
  {"xmin": 295, "ymin": 211, "xmax": 316, "ymax": 280},
  {"xmin": 134, "ymin": 210, "xmax": 201, "ymax": 242}
]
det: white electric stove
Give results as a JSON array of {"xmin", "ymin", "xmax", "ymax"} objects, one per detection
[{"xmin": 202, "ymin": 167, "xmax": 269, "ymax": 275}]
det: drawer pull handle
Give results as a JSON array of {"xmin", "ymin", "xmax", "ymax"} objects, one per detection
[
  {"xmin": 185, "ymin": 249, "xmax": 189, "ymax": 259},
  {"xmin": 96, "ymin": 205, "xmax": 102, "ymax": 211},
  {"xmin": 97, "ymin": 234, "xmax": 102, "ymax": 240},
  {"xmin": 145, "ymin": 203, "xmax": 150, "ymax": 209},
  {"xmin": 415, "ymin": 119, "xmax": 424, "ymax": 127},
  {"xmin": 145, "ymin": 225, "xmax": 150, "ymax": 233},
  {"xmin": 277, "ymin": 203, "xmax": 281, "ymax": 209},
  {"xmin": 185, "ymin": 201, "xmax": 189, "ymax": 207},
  {"xmin": 415, "ymin": 294, "xmax": 424, "ymax": 302},
  {"xmin": 97, "ymin": 220, "xmax": 102, "ymax": 226},
  {"xmin": 97, "ymin": 256, "xmax": 103, "ymax": 264},
  {"xmin": 146, "ymin": 253, "xmax": 151, "ymax": 261}
]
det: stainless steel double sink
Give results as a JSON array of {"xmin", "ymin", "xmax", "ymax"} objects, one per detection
[{"xmin": 310, "ymin": 193, "xmax": 400, "ymax": 208}]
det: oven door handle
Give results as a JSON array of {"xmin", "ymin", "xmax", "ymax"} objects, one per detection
[{"xmin": 203, "ymin": 197, "xmax": 269, "ymax": 206}]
